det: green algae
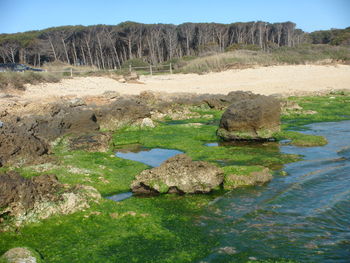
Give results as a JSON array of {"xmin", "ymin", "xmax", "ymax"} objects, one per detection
[{"xmin": 2, "ymin": 93, "xmax": 350, "ymax": 262}]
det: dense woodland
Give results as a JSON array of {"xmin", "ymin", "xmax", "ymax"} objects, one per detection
[{"xmin": 0, "ymin": 21, "xmax": 348, "ymax": 69}]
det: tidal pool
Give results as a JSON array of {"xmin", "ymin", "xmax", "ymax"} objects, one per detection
[
  {"xmin": 115, "ymin": 147, "xmax": 183, "ymax": 167},
  {"xmin": 200, "ymin": 120, "xmax": 350, "ymax": 262}
]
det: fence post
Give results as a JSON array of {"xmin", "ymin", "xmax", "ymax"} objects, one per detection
[
  {"xmin": 149, "ymin": 65, "xmax": 153, "ymax": 76},
  {"xmin": 70, "ymin": 68, "xmax": 73, "ymax": 77},
  {"xmin": 129, "ymin": 64, "xmax": 132, "ymax": 73},
  {"xmin": 169, "ymin": 63, "xmax": 172, "ymax": 74}
]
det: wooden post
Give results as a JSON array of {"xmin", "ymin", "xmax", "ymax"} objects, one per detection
[
  {"xmin": 70, "ymin": 68, "xmax": 73, "ymax": 77},
  {"xmin": 169, "ymin": 63, "xmax": 172, "ymax": 74},
  {"xmin": 149, "ymin": 65, "xmax": 153, "ymax": 76},
  {"xmin": 129, "ymin": 64, "xmax": 132, "ymax": 73}
]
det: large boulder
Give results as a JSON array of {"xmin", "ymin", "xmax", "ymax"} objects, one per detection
[
  {"xmin": 0, "ymin": 171, "xmax": 101, "ymax": 230},
  {"xmin": 131, "ymin": 154, "xmax": 224, "ymax": 194},
  {"xmin": 217, "ymin": 95, "xmax": 281, "ymax": 141}
]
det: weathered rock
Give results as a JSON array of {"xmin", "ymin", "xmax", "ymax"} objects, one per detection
[
  {"xmin": 217, "ymin": 95, "xmax": 281, "ymax": 141},
  {"xmin": 204, "ymin": 91, "xmax": 260, "ymax": 110},
  {"xmin": 96, "ymin": 98, "xmax": 151, "ymax": 130},
  {"xmin": 0, "ymin": 119, "xmax": 49, "ymax": 167},
  {"xmin": 131, "ymin": 154, "xmax": 224, "ymax": 194},
  {"xmin": 141, "ymin": 118, "xmax": 155, "ymax": 128},
  {"xmin": 224, "ymin": 168, "xmax": 272, "ymax": 189},
  {"xmin": 33, "ymin": 107, "xmax": 99, "ymax": 140},
  {"xmin": 1, "ymin": 247, "xmax": 41, "ymax": 263},
  {"xmin": 0, "ymin": 171, "xmax": 101, "ymax": 230},
  {"xmin": 68, "ymin": 132, "xmax": 112, "ymax": 152}
]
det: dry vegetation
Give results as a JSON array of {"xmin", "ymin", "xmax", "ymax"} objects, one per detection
[
  {"xmin": 0, "ymin": 71, "xmax": 61, "ymax": 91},
  {"xmin": 175, "ymin": 44, "xmax": 350, "ymax": 73}
]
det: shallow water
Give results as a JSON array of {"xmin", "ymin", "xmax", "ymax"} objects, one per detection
[
  {"xmin": 106, "ymin": 192, "xmax": 133, "ymax": 202},
  {"xmin": 115, "ymin": 148, "xmax": 183, "ymax": 167},
  {"xmin": 200, "ymin": 121, "xmax": 350, "ymax": 262}
]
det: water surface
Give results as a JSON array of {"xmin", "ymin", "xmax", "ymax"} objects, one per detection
[
  {"xmin": 115, "ymin": 148, "xmax": 183, "ymax": 167},
  {"xmin": 200, "ymin": 121, "xmax": 350, "ymax": 262}
]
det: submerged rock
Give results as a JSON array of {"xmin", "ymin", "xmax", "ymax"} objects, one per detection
[
  {"xmin": 1, "ymin": 247, "xmax": 42, "ymax": 263},
  {"xmin": 131, "ymin": 154, "xmax": 224, "ymax": 194},
  {"xmin": 217, "ymin": 95, "xmax": 281, "ymax": 141},
  {"xmin": 0, "ymin": 171, "xmax": 101, "ymax": 230},
  {"xmin": 224, "ymin": 167, "xmax": 272, "ymax": 189}
]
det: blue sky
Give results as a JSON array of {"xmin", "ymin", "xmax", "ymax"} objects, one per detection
[{"xmin": 0, "ymin": 0, "xmax": 349, "ymax": 34}]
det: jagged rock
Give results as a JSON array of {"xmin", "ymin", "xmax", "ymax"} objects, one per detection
[
  {"xmin": 131, "ymin": 154, "xmax": 224, "ymax": 194},
  {"xmin": 224, "ymin": 167, "xmax": 272, "ymax": 189},
  {"xmin": 217, "ymin": 95, "xmax": 281, "ymax": 141},
  {"xmin": 0, "ymin": 171, "xmax": 101, "ymax": 230},
  {"xmin": 1, "ymin": 247, "xmax": 41, "ymax": 263}
]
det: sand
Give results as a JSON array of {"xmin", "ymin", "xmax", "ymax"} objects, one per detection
[{"xmin": 4, "ymin": 65, "xmax": 350, "ymax": 103}]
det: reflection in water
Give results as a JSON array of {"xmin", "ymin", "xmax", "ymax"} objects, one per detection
[
  {"xmin": 200, "ymin": 121, "xmax": 350, "ymax": 262},
  {"xmin": 115, "ymin": 147, "xmax": 183, "ymax": 167}
]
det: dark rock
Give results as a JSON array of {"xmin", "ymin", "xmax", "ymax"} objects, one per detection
[
  {"xmin": 68, "ymin": 132, "xmax": 112, "ymax": 152},
  {"xmin": 217, "ymin": 95, "xmax": 281, "ymax": 141},
  {"xmin": 0, "ymin": 119, "xmax": 49, "ymax": 167},
  {"xmin": 131, "ymin": 154, "xmax": 224, "ymax": 194},
  {"xmin": 34, "ymin": 107, "xmax": 99, "ymax": 140},
  {"xmin": 0, "ymin": 171, "xmax": 101, "ymax": 230},
  {"xmin": 0, "ymin": 172, "xmax": 62, "ymax": 217}
]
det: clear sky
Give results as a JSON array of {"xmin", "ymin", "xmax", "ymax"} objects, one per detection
[{"xmin": 0, "ymin": 0, "xmax": 349, "ymax": 34}]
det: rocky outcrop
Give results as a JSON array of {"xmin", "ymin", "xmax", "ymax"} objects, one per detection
[
  {"xmin": 224, "ymin": 167, "xmax": 273, "ymax": 189},
  {"xmin": 1, "ymin": 247, "xmax": 42, "ymax": 263},
  {"xmin": 0, "ymin": 119, "xmax": 49, "ymax": 167},
  {"xmin": 131, "ymin": 154, "xmax": 224, "ymax": 194},
  {"xmin": 68, "ymin": 132, "xmax": 112, "ymax": 152},
  {"xmin": 0, "ymin": 171, "xmax": 101, "ymax": 230},
  {"xmin": 217, "ymin": 95, "xmax": 281, "ymax": 141},
  {"xmin": 96, "ymin": 98, "xmax": 151, "ymax": 130}
]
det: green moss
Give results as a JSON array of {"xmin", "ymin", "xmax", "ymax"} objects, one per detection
[
  {"xmin": 275, "ymin": 131, "xmax": 328, "ymax": 147},
  {"xmin": 2, "ymin": 93, "xmax": 349, "ymax": 262}
]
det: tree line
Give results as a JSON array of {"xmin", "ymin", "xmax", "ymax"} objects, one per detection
[{"xmin": 0, "ymin": 21, "xmax": 311, "ymax": 68}]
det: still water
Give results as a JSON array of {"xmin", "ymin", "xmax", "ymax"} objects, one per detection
[{"xmin": 200, "ymin": 121, "xmax": 350, "ymax": 262}]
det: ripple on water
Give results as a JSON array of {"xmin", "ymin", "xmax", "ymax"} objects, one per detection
[{"xmin": 200, "ymin": 120, "xmax": 350, "ymax": 262}]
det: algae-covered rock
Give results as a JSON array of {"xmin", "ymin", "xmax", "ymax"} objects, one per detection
[
  {"xmin": 0, "ymin": 171, "xmax": 101, "ymax": 231},
  {"xmin": 218, "ymin": 95, "xmax": 281, "ymax": 141},
  {"xmin": 131, "ymin": 154, "xmax": 224, "ymax": 194},
  {"xmin": 224, "ymin": 167, "xmax": 272, "ymax": 189},
  {"xmin": 1, "ymin": 247, "xmax": 43, "ymax": 263}
]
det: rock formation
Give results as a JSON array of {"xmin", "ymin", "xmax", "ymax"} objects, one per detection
[
  {"xmin": 131, "ymin": 154, "xmax": 224, "ymax": 194},
  {"xmin": 217, "ymin": 95, "xmax": 281, "ymax": 141}
]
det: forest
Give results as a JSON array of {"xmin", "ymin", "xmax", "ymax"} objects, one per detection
[{"xmin": 0, "ymin": 21, "xmax": 348, "ymax": 69}]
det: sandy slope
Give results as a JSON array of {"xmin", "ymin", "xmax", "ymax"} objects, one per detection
[{"xmin": 10, "ymin": 65, "xmax": 350, "ymax": 101}]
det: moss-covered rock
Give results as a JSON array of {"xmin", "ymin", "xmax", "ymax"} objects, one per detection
[
  {"xmin": 131, "ymin": 154, "xmax": 224, "ymax": 194},
  {"xmin": 224, "ymin": 166, "xmax": 272, "ymax": 189}
]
